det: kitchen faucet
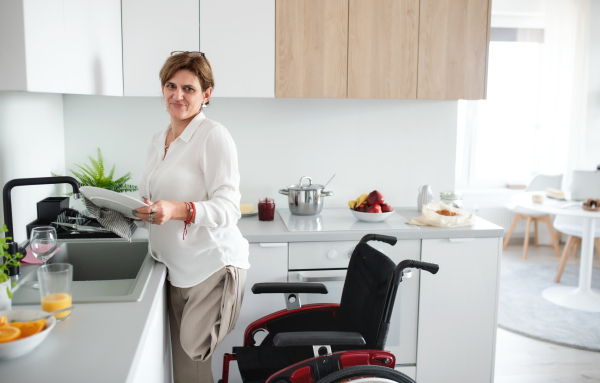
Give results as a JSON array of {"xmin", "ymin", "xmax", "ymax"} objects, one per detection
[{"xmin": 2, "ymin": 176, "xmax": 80, "ymax": 276}]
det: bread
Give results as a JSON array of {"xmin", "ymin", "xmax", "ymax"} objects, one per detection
[
  {"xmin": 436, "ymin": 209, "xmax": 459, "ymax": 216},
  {"xmin": 240, "ymin": 204, "xmax": 254, "ymax": 214}
]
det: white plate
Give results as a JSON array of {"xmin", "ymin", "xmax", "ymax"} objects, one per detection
[
  {"xmin": 350, "ymin": 209, "xmax": 396, "ymax": 222},
  {"xmin": 80, "ymin": 186, "xmax": 148, "ymax": 219},
  {"xmin": 242, "ymin": 212, "xmax": 258, "ymax": 218},
  {"xmin": 0, "ymin": 309, "xmax": 56, "ymax": 359}
]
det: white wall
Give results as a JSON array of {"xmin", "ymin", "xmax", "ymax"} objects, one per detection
[
  {"xmin": 0, "ymin": 91, "xmax": 66, "ymax": 242},
  {"xmin": 62, "ymin": 96, "xmax": 458, "ymax": 211},
  {"xmin": 585, "ymin": 0, "xmax": 600, "ymax": 169}
]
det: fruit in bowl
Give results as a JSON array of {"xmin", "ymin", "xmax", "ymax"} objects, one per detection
[
  {"xmin": 0, "ymin": 310, "xmax": 56, "ymax": 359},
  {"xmin": 348, "ymin": 190, "xmax": 395, "ymax": 222}
]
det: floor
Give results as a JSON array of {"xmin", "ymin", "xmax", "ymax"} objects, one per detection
[{"xmin": 494, "ymin": 241, "xmax": 600, "ymax": 383}]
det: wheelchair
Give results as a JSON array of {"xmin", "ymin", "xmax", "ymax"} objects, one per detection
[{"xmin": 219, "ymin": 234, "xmax": 439, "ymax": 383}]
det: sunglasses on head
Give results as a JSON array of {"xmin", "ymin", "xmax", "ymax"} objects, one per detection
[{"xmin": 171, "ymin": 51, "xmax": 206, "ymax": 58}]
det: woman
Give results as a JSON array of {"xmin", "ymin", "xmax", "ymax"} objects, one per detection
[{"xmin": 134, "ymin": 51, "xmax": 250, "ymax": 383}]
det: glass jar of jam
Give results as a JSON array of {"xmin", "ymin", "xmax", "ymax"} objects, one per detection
[{"xmin": 258, "ymin": 198, "xmax": 275, "ymax": 221}]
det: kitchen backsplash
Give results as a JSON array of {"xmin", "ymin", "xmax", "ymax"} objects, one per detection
[
  {"xmin": 0, "ymin": 93, "xmax": 457, "ymax": 241},
  {"xmin": 62, "ymin": 96, "xmax": 458, "ymax": 211}
]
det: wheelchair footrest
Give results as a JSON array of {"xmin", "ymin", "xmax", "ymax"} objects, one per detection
[
  {"xmin": 252, "ymin": 282, "xmax": 328, "ymax": 295},
  {"xmin": 273, "ymin": 331, "xmax": 366, "ymax": 347}
]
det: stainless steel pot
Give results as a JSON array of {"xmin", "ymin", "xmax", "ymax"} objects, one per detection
[{"xmin": 279, "ymin": 176, "xmax": 334, "ymax": 216}]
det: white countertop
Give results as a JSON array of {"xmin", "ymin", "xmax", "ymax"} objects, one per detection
[
  {"xmin": 0, "ymin": 261, "xmax": 167, "ymax": 383},
  {"xmin": 238, "ymin": 207, "xmax": 504, "ymax": 243}
]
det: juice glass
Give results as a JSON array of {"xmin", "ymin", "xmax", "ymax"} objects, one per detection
[{"xmin": 37, "ymin": 263, "xmax": 73, "ymax": 321}]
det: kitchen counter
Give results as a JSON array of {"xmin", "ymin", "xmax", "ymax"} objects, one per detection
[
  {"xmin": 0, "ymin": 208, "xmax": 503, "ymax": 383},
  {"xmin": 0, "ymin": 254, "xmax": 168, "ymax": 383},
  {"xmin": 239, "ymin": 207, "xmax": 504, "ymax": 242}
]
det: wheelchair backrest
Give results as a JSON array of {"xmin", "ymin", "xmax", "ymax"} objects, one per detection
[{"xmin": 337, "ymin": 241, "xmax": 397, "ymax": 350}]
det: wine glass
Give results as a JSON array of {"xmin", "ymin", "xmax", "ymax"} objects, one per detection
[{"xmin": 30, "ymin": 226, "xmax": 58, "ymax": 265}]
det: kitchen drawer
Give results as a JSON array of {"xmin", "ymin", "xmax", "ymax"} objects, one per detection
[{"xmin": 288, "ymin": 239, "xmax": 420, "ymax": 270}]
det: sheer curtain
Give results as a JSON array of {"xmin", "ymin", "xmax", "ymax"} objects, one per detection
[
  {"xmin": 539, "ymin": 0, "xmax": 590, "ymax": 189},
  {"xmin": 456, "ymin": 0, "xmax": 592, "ymax": 190}
]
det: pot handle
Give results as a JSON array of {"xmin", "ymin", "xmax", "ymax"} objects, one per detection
[
  {"xmin": 299, "ymin": 176, "xmax": 312, "ymax": 187},
  {"xmin": 279, "ymin": 188, "xmax": 289, "ymax": 195},
  {"xmin": 322, "ymin": 191, "xmax": 334, "ymax": 197}
]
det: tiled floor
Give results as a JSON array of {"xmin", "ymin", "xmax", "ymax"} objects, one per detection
[{"xmin": 494, "ymin": 242, "xmax": 600, "ymax": 383}]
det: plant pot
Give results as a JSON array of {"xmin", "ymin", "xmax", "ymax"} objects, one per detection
[{"xmin": 0, "ymin": 280, "xmax": 12, "ymax": 311}]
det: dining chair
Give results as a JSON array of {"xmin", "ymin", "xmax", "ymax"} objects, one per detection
[
  {"xmin": 553, "ymin": 215, "xmax": 600, "ymax": 282},
  {"xmin": 503, "ymin": 174, "xmax": 563, "ymax": 259}
]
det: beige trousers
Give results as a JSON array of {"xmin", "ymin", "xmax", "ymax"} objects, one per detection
[{"xmin": 168, "ymin": 266, "xmax": 247, "ymax": 383}]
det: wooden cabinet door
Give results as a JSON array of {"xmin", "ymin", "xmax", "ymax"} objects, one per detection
[
  {"xmin": 275, "ymin": 0, "xmax": 348, "ymax": 98},
  {"xmin": 417, "ymin": 0, "xmax": 491, "ymax": 100},
  {"xmin": 348, "ymin": 0, "xmax": 419, "ymax": 99}
]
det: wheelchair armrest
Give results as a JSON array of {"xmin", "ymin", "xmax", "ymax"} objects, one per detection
[
  {"xmin": 252, "ymin": 282, "xmax": 328, "ymax": 295},
  {"xmin": 272, "ymin": 331, "xmax": 366, "ymax": 347}
]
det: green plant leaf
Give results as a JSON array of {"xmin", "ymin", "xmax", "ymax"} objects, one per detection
[{"xmin": 52, "ymin": 148, "xmax": 137, "ymax": 193}]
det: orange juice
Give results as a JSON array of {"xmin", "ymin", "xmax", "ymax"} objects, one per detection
[{"xmin": 42, "ymin": 293, "xmax": 72, "ymax": 319}]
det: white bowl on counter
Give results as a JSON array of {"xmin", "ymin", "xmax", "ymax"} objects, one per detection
[
  {"xmin": 350, "ymin": 209, "xmax": 395, "ymax": 222},
  {"xmin": 0, "ymin": 309, "xmax": 56, "ymax": 359}
]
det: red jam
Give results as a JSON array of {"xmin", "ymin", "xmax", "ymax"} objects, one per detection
[{"xmin": 258, "ymin": 198, "xmax": 275, "ymax": 221}]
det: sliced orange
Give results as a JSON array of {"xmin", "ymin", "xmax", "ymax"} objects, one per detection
[
  {"xmin": 0, "ymin": 325, "xmax": 21, "ymax": 343},
  {"xmin": 10, "ymin": 320, "xmax": 46, "ymax": 339},
  {"xmin": 0, "ymin": 316, "xmax": 6, "ymax": 326}
]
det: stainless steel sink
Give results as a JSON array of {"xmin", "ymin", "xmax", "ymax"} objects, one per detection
[{"xmin": 12, "ymin": 239, "xmax": 155, "ymax": 304}]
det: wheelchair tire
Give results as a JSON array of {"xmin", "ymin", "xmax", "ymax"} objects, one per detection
[{"xmin": 316, "ymin": 365, "xmax": 416, "ymax": 383}]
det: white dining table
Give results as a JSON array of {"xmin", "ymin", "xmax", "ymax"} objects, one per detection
[{"xmin": 512, "ymin": 192, "xmax": 600, "ymax": 312}]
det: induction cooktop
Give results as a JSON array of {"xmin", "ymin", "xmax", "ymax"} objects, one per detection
[{"xmin": 277, "ymin": 208, "xmax": 418, "ymax": 232}]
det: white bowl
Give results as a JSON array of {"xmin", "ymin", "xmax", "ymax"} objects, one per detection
[
  {"xmin": 0, "ymin": 309, "xmax": 56, "ymax": 359},
  {"xmin": 350, "ymin": 209, "xmax": 395, "ymax": 222}
]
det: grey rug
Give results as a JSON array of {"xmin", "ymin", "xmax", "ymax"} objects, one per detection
[{"xmin": 498, "ymin": 261, "xmax": 600, "ymax": 352}]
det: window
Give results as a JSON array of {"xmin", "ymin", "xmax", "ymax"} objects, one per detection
[{"xmin": 456, "ymin": 28, "xmax": 548, "ymax": 189}]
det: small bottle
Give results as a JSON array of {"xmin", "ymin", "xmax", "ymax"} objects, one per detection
[
  {"xmin": 417, "ymin": 185, "xmax": 433, "ymax": 212},
  {"xmin": 258, "ymin": 198, "xmax": 275, "ymax": 221}
]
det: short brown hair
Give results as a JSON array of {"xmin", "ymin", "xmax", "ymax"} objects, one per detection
[{"xmin": 159, "ymin": 52, "xmax": 215, "ymax": 105}]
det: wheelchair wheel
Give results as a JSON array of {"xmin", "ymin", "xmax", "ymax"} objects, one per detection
[{"xmin": 316, "ymin": 365, "xmax": 416, "ymax": 383}]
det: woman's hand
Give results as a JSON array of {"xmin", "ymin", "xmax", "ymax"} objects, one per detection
[{"xmin": 133, "ymin": 198, "xmax": 188, "ymax": 225}]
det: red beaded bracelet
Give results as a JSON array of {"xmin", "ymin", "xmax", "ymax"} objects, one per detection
[{"xmin": 183, "ymin": 202, "xmax": 195, "ymax": 240}]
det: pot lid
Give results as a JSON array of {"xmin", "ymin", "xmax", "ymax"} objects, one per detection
[{"xmin": 286, "ymin": 176, "xmax": 324, "ymax": 191}]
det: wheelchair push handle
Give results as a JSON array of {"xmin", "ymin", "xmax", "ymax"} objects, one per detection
[
  {"xmin": 359, "ymin": 234, "xmax": 397, "ymax": 246},
  {"xmin": 397, "ymin": 259, "xmax": 439, "ymax": 275}
]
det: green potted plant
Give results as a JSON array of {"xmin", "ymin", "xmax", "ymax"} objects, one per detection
[
  {"xmin": 1, "ymin": 224, "xmax": 23, "ymax": 311},
  {"xmin": 52, "ymin": 148, "xmax": 138, "ymax": 193}
]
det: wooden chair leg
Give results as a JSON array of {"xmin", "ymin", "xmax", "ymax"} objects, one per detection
[
  {"xmin": 542, "ymin": 215, "xmax": 562, "ymax": 258},
  {"xmin": 523, "ymin": 216, "xmax": 532, "ymax": 260},
  {"xmin": 572, "ymin": 238, "xmax": 581, "ymax": 259},
  {"xmin": 534, "ymin": 219, "xmax": 539, "ymax": 248},
  {"xmin": 503, "ymin": 215, "xmax": 521, "ymax": 250},
  {"xmin": 555, "ymin": 236, "xmax": 577, "ymax": 283}
]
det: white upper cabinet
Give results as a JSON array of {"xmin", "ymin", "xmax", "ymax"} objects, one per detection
[
  {"xmin": 0, "ymin": 0, "xmax": 123, "ymax": 96},
  {"xmin": 64, "ymin": 0, "xmax": 123, "ymax": 96},
  {"xmin": 122, "ymin": 0, "xmax": 199, "ymax": 97},
  {"xmin": 199, "ymin": 0, "xmax": 275, "ymax": 97}
]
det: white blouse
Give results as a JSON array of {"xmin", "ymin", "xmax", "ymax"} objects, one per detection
[{"xmin": 138, "ymin": 112, "xmax": 250, "ymax": 288}]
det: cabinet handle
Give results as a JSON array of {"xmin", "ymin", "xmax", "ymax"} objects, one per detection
[
  {"xmin": 258, "ymin": 243, "xmax": 287, "ymax": 247},
  {"xmin": 448, "ymin": 238, "xmax": 475, "ymax": 243},
  {"xmin": 297, "ymin": 274, "xmax": 345, "ymax": 282}
]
